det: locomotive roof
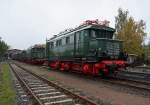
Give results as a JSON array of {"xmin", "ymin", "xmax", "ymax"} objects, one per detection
[
  {"xmin": 27, "ymin": 44, "xmax": 46, "ymax": 50},
  {"xmin": 47, "ymin": 20, "xmax": 115, "ymax": 42},
  {"xmin": 33, "ymin": 44, "xmax": 46, "ymax": 48}
]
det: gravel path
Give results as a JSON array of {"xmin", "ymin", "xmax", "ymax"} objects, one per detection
[{"xmin": 15, "ymin": 61, "xmax": 150, "ymax": 105}]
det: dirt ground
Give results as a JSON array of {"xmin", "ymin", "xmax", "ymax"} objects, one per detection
[{"xmin": 15, "ymin": 61, "xmax": 150, "ymax": 105}]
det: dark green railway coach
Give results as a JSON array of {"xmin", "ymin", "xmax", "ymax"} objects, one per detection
[{"xmin": 46, "ymin": 20, "xmax": 127, "ymax": 76}]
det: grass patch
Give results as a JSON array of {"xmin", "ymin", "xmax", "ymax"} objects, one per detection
[
  {"xmin": 48, "ymin": 77, "xmax": 56, "ymax": 81},
  {"xmin": 0, "ymin": 63, "xmax": 16, "ymax": 105},
  {"xmin": 48, "ymin": 67, "xmax": 52, "ymax": 71}
]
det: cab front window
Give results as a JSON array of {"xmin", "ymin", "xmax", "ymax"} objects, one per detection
[{"xmin": 90, "ymin": 29, "xmax": 113, "ymax": 39}]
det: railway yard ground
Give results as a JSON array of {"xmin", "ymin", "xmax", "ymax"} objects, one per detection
[
  {"xmin": 0, "ymin": 60, "xmax": 150, "ymax": 105},
  {"xmin": 12, "ymin": 61, "xmax": 150, "ymax": 105}
]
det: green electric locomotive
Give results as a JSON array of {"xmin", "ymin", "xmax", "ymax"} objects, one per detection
[
  {"xmin": 26, "ymin": 44, "xmax": 46, "ymax": 65},
  {"xmin": 46, "ymin": 20, "xmax": 127, "ymax": 76},
  {"xmin": 12, "ymin": 44, "xmax": 46, "ymax": 65}
]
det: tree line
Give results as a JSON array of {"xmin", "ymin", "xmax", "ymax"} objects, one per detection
[
  {"xmin": 0, "ymin": 37, "xmax": 9, "ymax": 58},
  {"xmin": 115, "ymin": 8, "xmax": 150, "ymax": 63}
]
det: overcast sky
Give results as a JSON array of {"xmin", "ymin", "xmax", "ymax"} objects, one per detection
[{"xmin": 0, "ymin": 0, "xmax": 149, "ymax": 49}]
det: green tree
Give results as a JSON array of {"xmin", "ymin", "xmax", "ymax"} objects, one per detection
[
  {"xmin": 148, "ymin": 38, "xmax": 150, "ymax": 47},
  {"xmin": 144, "ymin": 39, "xmax": 150, "ymax": 61},
  {"xmin": 0, "ymin": 37, "xmax": 9, "ymax": 56},
  {"xmin": 115, "ymin": 8, "xmax": 146, "ymax": 56}
]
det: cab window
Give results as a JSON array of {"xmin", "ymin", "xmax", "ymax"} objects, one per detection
[{"xmin": 90, "ymin": 29, "xmax": 113, "ymax": 39}]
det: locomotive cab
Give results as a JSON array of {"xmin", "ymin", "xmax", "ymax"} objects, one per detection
[
  {"xmin": 84, "ymin": 26, "xmax": 122, "ymax": 59},
  {"xmin": 89, "ymin": 38, "xmax": 123, "ymax": 60},
  {"xmin": 85, "ymin": 27, "xmax": 126, "ymax": 75}
]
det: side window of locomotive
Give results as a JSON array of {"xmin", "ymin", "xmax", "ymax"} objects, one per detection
[
  {"xmin": 84, "ymin": 29, "xmax": 89, "ymax": 37},
  {"xmin": 50, "ymin": 42, "xmax": 54, "ymax": 49},
  {"xmin": 80, "ymin": 30, "xmax": 84, "ymax": 42},
  {"xmin": 108, "ymin": 31, "xmax": 113, "ymax": 39},
  {"xmin": 62, "ymin": 38, "xmax": 65, "ymax": 45},
  {"xmin": 56, "ymin": 40, "xmax": 59, "ymax": 47},
  {"xmin": 76, "ymin": 32, "xmax": 80, "ymax": 43},
  {"xmin": 79, "ymin": 31, "xmax": 81, "ymax": 41},
  {"xmin": 107, "ymin": 31, "xmax": 111, "ymax": 38},
  {"xmin": 66, "ymin": 36, "xmax": 70, "ymax": 44},
  {"xmin": 59, "ymin": 39, "xmax": 62, "ymax": 46},
  {"xmin": 101, "ymin": 30, "xmax": 105, "ymax": 38},
  {"xmin": 70, "ymin": 34, "xmax": 74, "ymax": 44},
  {"xmin": 106, "ymin": 31, "xmax": 110, "ymax": 38},
  {"xmin": 91, "ymin": 30, "xmax": 96, "ymax": 38},
  {"xmin": 52, "ymin": 42, "xmax": 54, "ymax": 48},
  {"xmin": 100, "ymin": 30, "xmax": 113, "ymax": 39}
]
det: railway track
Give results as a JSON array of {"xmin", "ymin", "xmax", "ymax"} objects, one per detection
[
  {"xmin": 116, "ymin": 70, "xmax": 150, "ymax": 82},
  {"xmin": 30, "ymin": 64, "xmax": 150, "ymax": 91},
  {"xmin": 135, "ymin": 66, "xmax": 150, "ymax": 69},
  {"xmin": 105, "ymin": 71, "xmax": 150, "ymax": 93},
  {"xmin": 9, "ymin": 63, "xmax": 97, "ymax": 105},
  {"xmin": 103, "ymin": 77, "xmax": 150, "ymax": 92}
]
